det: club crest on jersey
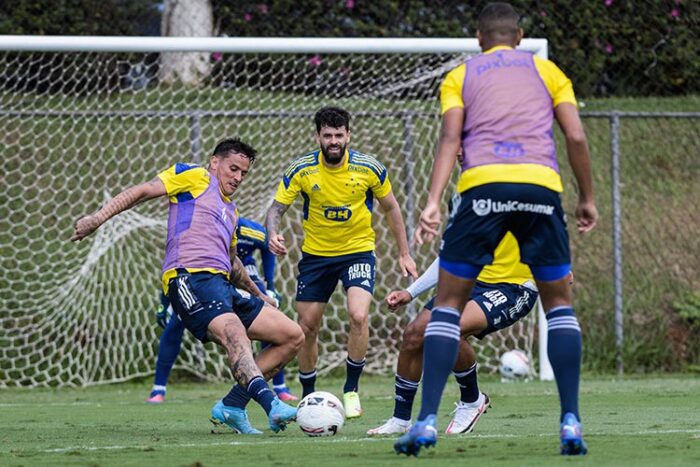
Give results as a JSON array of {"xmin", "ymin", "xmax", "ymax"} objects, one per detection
[{"xmin": 324, "ymin": 206, "xmax": 352, "ymax": 222}]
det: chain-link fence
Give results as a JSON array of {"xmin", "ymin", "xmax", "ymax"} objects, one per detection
[
  {"xmin": 562, "ymin": 112, "xmax": 700, "ymax": 373},
  {"xmin": 0, "ymin": 33, "xmax": 698, "ymax": 387}
]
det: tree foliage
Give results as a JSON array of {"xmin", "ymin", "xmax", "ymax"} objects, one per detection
[
  {"xmin": 0, "ymin": 0, "xmax": 160, "ymax": 36},
  {"xmin": 212, "ymin": 0, "xmax": 699, "ymax": 97}
]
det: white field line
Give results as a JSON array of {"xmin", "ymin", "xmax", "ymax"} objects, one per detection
[
  {"xmin": 8, "ymin": 429, "xmax": 696, "ymax": 454},
  {"xmin": 0, "ymin": 400, "xmax": 187, "ymax": 407}
]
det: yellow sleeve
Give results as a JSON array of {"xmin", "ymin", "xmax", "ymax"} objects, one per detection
[
  {"xmin": 439, "ymin": 64, "xmax": 466, "ymax": 114},
  {"xmin": 156, "ymin": 164, "xmax": 210, "ymax": 201},
  {"xmin": 372, "ymin": 169, "xmax": 392, "ymax": 199},
  {"xmin": 533, "ymin": 56, "xmax": 577, "ymax": 107},
  {"xmin": 273, "ymin": 173, "xmax": 301, "ymax": 206}
]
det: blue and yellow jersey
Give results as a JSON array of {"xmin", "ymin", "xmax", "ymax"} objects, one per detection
[
  {"xmin": 273, "ymin": 149, "xmax": 392, "ymax": 256},
  {"xmin": 478, "ymin": 232, "xmax": 532, "ymax": 284},
  {"xmin": 441, "ymin": 46, "xmax": 577, "ymax": 193},
  {"xmin": 236, "ymin": 217, "xmax": 276, "ymax": 290},
  {"xmin": 157, "ymin": 163, "xmax": 239, "ymax": 294}
]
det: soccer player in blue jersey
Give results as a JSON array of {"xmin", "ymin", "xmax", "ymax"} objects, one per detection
[
  {"xmin": 146, "ymin": 216, "xmax": 298, "ymax": 404},
  {"xmin": 395, "ymin": 2, "xmax": 598, "ymax": 456},
  {"xmin": 266, "ymin": 106, "xmax": 417, "ymax": 418},
  {"xmin": 72, "ymin": 138, "xmax": 304, "ymax": 434}
]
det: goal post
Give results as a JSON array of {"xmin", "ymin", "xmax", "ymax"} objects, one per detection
[{"xmin": 0, "ymin": 35, "xmax": 551, "ymax": 387}]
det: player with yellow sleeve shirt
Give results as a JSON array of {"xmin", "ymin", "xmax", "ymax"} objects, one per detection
[
  {"xmin": 368, "ymin": 192, "xmax": 538, "ymax": 436},
  {"xmin": 266, "ymin": 106, "xmax": 417, "ymax": 418},
  {"xmin": 400, "ymin": 2, "xmax": 597, "ymax": 457}
]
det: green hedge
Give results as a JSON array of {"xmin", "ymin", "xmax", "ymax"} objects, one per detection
[
  {"xmin": 0, "ymin": 0, "xmax": 159, "ymax": 36},
  {"xmin": 2, "ymin": 1, "xmax": 697, "ymax": 97},
  {"xmin": 213, "ymin": 0, "xmax": 699, "ymax": 98}
]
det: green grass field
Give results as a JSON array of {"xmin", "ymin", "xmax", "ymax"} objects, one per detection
[{"xmin": 2, "ymin": 374, "xmax": 699, "ymax": 466}]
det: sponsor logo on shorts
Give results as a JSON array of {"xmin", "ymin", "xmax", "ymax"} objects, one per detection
[
  {"xmin": 348, "ymin": 263, "xmax": 372, "ymax": 281},
  {"xmin": 483, "ymin": 289, "xmax": 507, "ymax": 307},
  {"xmin": 507, "ymin": 290, "xmax": 532, "ymax": 320},
  {"xmin": 472, "ymin": 199, "xmax": 555, "ymax": 216},
  {"xmin": 236, "ymin": 288, "xmax": 251, "ymax": 299}
]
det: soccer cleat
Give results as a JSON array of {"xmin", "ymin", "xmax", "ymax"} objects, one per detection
[
  {"xmin": 275, "ymin": 388, "xmax": 299, "ymax": 402},
  {"xmin": 268, "ymin": 397, "xmax": 297, "ymax": 433},
  {"xmin": 146, "ymin": 390, "xmax": 165, "ymax": 404},
  {"xmin": 394, "ymin": 414, "xmax": 438, "ymax": 456},
  {"xmin": 560, "ymin": 412, "xmax": 588, "ymax": 455},
  {"xmin": 210, "ymin": 400, "xmax": 263, "ymax": 435},
  {"xmin": 343, "ymin": 391, "xmax": 363, "ymax": 419},
  {"xmin": 367, "ymin": 417, "xmax": 411, "ymax": 435},
  {"xmin": 445, "ymin": 393, "xmax": 490, "ymax": 434}
]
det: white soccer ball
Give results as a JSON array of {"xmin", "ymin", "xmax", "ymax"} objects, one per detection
[
  {"xmin": 296, "ymin": 391, "xmax": 346, "ymax": 437},
  {"xmin": 499, "ymin": 349, "xmax": 532, "ymax": 381}
]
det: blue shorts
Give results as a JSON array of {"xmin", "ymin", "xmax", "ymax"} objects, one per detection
[
  {"xmin": 441, "ymin": 183, "xmax": 570, "ymax": 281},
  {"xmin": 296, "ymin": 251, "xmax": 375, "ymax": 302},
  {"xmin": 168, "ymin": 270, "xmax": 264, "ymax": 343},
  {"xmin": 423, "ymin": 281, "xmax": 538, "ymax": 339}
]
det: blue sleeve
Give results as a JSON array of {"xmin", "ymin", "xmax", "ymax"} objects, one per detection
[{"xmin": 261, "ymin": 244, "xmax": 276, "ymax": 291}]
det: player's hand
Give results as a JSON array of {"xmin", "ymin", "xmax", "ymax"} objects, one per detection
[
  {"xmin": 386, "ymin": 290, "xmax": 413, "ymax": 310},
  {"xmin": 260, "ymin": 291, "xmax": 277, "ymax": 307},
  {"xmin": 268, "ymin": 233, "xmax": 288, "ymax": 256},
  {"xmin": 414, "ymin": 202, "xmax": 441, "ymax": 245},
  {"xmin": 265, "ymin": 289, "xmax": 281, "ymax": 308},
  {"xmin": 399, "ymin": 253, "xmax": 418, "ymax": 279},
  {"xmin": 575, "ymin": 200, "xmax": 598, "ymax": 234},
  {"xmin": 71, "ymin": 214, "xmax": 101, "ymax": 241},
  {"xmin": 155, "ymin": 304, "xmax": 173, "ymax": 329}
]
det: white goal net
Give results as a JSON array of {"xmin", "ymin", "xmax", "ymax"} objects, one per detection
[{"xmin": 0, "ymin": 37, "xmax": 546, "ymax": 387}]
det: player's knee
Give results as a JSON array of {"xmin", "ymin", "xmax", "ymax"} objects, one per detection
[
  {"xmin": 290, "ymin": 323, "xmax": 305, "ymax": 351},
  {"xmin": 402, "ymin": 322, "xmax": 424, "ymax": 353},
  {"xmin": 347, "ymin": 309, "xmax": 368, "ymax": 329},
  {"xmin": 299, "ymin": 319, "xmax": 320, "ymax": 339}
]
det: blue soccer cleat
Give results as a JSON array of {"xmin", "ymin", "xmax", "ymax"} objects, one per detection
[
  {"xmin": 268, "ymin": 397, "xmax": 297, "ymax": 433},
  {"xmin": 560, "ymin": 412, "xmax": 588, "ymax": 455},
  {"xmin": 210, "ymin": 400, "xmax": 262, "ymax": 435},
  {"xmin": 393, "ymin": 414, "xmax": 438, "ymax": 456}
]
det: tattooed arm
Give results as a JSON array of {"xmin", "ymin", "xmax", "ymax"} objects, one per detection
[
  {"xmin": 229, "ymin": 254, "xmax": 276, "ymax": 306},
  {"xmin": 71, "ymin": 177, "xmax": 167, "ymax": 241},
  {"xmin": 265, "ymin": 200, "xmax": 291, "ymax": 256}
]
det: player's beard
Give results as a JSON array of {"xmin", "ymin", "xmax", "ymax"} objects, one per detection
[{"xmin": 321, "ymin": 142, "xmax": 346, "ymax": 165}]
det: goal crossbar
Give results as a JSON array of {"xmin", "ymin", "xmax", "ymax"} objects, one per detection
[{"xmin": 0, "ymin": 35, "xmax": 547, "ymax": 57}]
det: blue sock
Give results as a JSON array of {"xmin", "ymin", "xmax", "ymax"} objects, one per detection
[
  {"xmin": 546, "ymin": 306, "xmax": 583, "ymax": 422},
  {"xmin": 343, "ymin": 357, "xmax": 366, "ymax": 393},
  {"xmin": 259, "ymin": 341, "xmax": 287, "ymax": 390},
  {"xmin": 453, "ymin": 362, "xmax": 480, "ymax": 403},
  {"xmin": 272, "ymin": 368, "xmax": 286, "ymax": 389},
  {"xmin": 222, "ymin": 384, "xmax": 251, "ymax": 409},
  {"xmin": 154, "ymin": 314, "xmax": 185, "ymax": 387},
  {"xmin": 299, "ymin": 369, "xmax": 317, "ymax": 398},
  {"xmin": 246, "ymin": 376, "xmax": 276, "ymax": 414},
  {"xmin": 393, "ymin": 375, "xmax": 419, "ymax": 421},
  {"xmin": 417, "ymin": 307, "xmax": 461, "ymax": 421}
]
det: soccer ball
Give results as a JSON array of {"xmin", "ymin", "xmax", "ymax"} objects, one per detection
[
  {"xmin": 499, "ymin": 349, "xmax": 531, "ymax": 381},
  {"xmin": 296, "ymin": 391, "xmax": 346, "ymax": 437}
]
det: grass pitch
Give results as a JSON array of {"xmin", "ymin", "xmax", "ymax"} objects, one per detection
[{"xmin": 1, "ymin": 374, "xmax": 699, "ymax": 466}]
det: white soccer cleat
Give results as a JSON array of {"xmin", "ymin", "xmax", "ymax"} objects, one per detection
[
  {"xmin": 445, "ymin": 392, "xmax": 490, "ymax": 435},
  {"xmin": 366, "ymin": 416, "xmax": 411, "ymax": 435}
]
